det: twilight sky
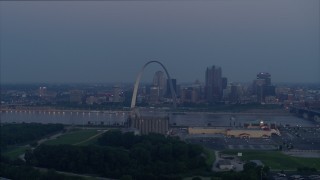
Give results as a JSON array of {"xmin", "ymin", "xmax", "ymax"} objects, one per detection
[{"xmin": 0, "ymin": 0, "xmax": 319, "ymax": 84}]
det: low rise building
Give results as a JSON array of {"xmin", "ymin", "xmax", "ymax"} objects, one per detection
[
  {"xmin": 188, "ymin": 127, "xmax": 280, "ymax": 138},
  {"xmin": 217, "ymin": 160, "xmax": 233, "ymax": 170}
]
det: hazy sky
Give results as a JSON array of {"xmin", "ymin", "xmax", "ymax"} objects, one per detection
[{"xmin": 1, "ymin": 0, "xmax": 319, "ymax": 84}]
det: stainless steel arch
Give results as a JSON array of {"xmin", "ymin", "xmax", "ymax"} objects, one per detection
[{"xmin": 131, "ymin": 61, "xmax": 177, "ymax": 109}]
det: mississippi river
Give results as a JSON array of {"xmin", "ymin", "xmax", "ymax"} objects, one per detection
[{"xmin": 0, "ymin": 110, "xmax": 316, "ymax": 127}]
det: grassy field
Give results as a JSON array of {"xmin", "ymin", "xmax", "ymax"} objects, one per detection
[
  {"xmin": 2, "ymin": 146, "xmax": 30, "ymax": 160},
  {"xmin": 76, "ymin": 132, "xmax": 104, "ymax": 146},
  {"xmin": 44, "ymin": 129, "xmax": 100, "ymax": 145},
  {"xmin": 222, "ymin": 150, "xmax": 320, "ymax": 170}
]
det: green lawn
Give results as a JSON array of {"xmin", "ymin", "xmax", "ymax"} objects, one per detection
[
  {"xmin": 222, "ymin": 150, "xmax": 320, "ymax": 170},
  {"xmin": 2, "ymin": 129, "xmax": 103, "ymax": 159},
  {"xmin": 44, "ymin": 129, "xmax": 100, "ymax": 145},
  {"xmin": 76, "ymin": 132, "xmax": 104, "ymax": 146},
  {"xmin": 2, "ymin": 146, "xmax": 30, "ymax": 160}
]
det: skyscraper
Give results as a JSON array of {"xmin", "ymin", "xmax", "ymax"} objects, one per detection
[
  {"xmin": 257, "ymin": 72, "xmax": 271, "ymax": 85},
  {"xmin": 205, "ymin": 65, "xmax": 224, "ymax": 102},
  {"xmin": 222, "ymin": 77, "xmax": 228, "ymax": 90},
  {"xmin": 253, "ymin": 72, "xmax": 275, "ymax": 102}
]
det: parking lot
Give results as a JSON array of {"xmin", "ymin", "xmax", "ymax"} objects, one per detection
[
  {"xmin": 171, "ymin": 123, "xmax": 320, "ymax": 153},
  {"xmin": 226, "ymin": 137, "xmax": 277, "ymax": 150},
  {"xmin": 181, "ymin": 126, "xmax": 320, "ymax": 151},
  {"xmin": 274, "ymin": 126, "xmax": 320, "ymax": 150},
  {"xmin": 185, "ymin": 136, "xmax": 278, "ymax": 150},
  {"xmin": 271, "ymin": 172, "xmax": 320, "ymax": 180}
]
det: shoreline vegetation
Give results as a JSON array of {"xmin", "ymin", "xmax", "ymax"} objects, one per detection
[{"xmin": 2, "ymin": 122, "xmax": 319, "ymax": 179}]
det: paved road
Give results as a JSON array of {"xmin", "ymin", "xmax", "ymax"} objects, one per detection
[
  {"xmin": 73, "ymin": 130, "xmax": 108, "ymax": 145},
  {"xmin": 34, "ymin": 167, "xmax": 113, "ymax": 180}
]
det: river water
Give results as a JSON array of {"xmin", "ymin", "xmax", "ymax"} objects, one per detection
[{"xmin": 0, "ymin": 110, "xmax": 316, "ymax": 127}]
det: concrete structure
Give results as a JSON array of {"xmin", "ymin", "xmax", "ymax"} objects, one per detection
[
  {"xmin": 128, "ymin": 61, "xmax": 175, "ymax": 135},
  {"xmin": 205, "ymin": 65, "xmax": 222, "ymax": 102},
  {"xmin": 188, "ymin": 127, "xmax": 280, "ymax": 138},
  {"xmin": 253, "ymin": 72, "xmax": 275, "ymax": 103},
  {"xmin": 257, "ymin": 72, "xmax": 271, "ymax": 85},
  {"xmin": 290, "ymin": 106, "xmax": 320, "ymax": 122},
  {"xmin": 217, "ymin": 160, "xmax": 234, "ymax": 170},
  {"xmin": 131, "ymin": 61, "xmax": 177, "ymax": 109},
  {"xmin": 188, "ymin": 127, "xmax": 226, "ymax": 135},
  {"xmin": 128, "ymin": 115, "xmax": 169, "ymax": 135},
  {"xmin": 226, "ymin": 129, "xmax": 274, "ymax": 138},
  {"xmin": 205, "ymin": 65, "xmax": 227, "ymax": 102}
]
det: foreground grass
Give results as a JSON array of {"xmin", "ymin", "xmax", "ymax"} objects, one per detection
[
  {"xmin": 44, "ymin": 129, "xmax": 100, "ymax": 145},
  {"xmin": 75, "ymin": 130, "xmax": 108, "ymax": 146},
  {"xmin": 222, "ymin": 150, "xmax": 320, "ymax": 170},
  {"xmin": 2, "ymin": 146, "xmax": 30, "ymax": 160}
]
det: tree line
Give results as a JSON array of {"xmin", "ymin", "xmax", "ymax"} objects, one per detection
[
  {"xmin": 0, "ymin": 156, "xmax": 83, "ymax": 180},
  {"xmin": 1, "ymin": 123, "xmax": 64, "ymax": 149},
  {"xmin": 25, "ymin": 130, "xmax": 207, "ymax": 179}
]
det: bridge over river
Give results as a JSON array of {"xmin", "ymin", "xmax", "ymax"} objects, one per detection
[{"xmin": 290, "ymin": 106, "xmax": 320, "ymax": 122}]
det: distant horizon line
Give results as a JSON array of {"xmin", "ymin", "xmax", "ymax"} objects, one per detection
[{"xmin": 1, "ymin": 81, "xmax": 320, "ymax": 85}]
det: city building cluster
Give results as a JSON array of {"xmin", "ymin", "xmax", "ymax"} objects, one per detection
[
  {"xmin": 135, "ymin": 66, "xmax": 320, "ymax": 110},
  {"xmin": 1, "ymin": 65, "xmax": 320, "ymax": 110}
]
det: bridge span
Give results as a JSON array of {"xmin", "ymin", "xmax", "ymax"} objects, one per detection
[
  {"xmin": 0, "ymin": 108, "xmax": 292, "ymax": 116},
  {"xmin": 290, "ymin": 106, "xmax": 320, "ymax": 122}
]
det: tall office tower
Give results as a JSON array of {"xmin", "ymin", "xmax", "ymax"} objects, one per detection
[
  {"xmin": 253, "ymin": 72, "xmax": 275, "ymax": 102},
  {"xmin": 229, "ymin": 83, "xmax": 242, "ymax": 102},
  {"xmin": 153, "ymin": 71, "xmax": 166, "ymax": 97},
  {"xmin": 166, "ymin": 78, "xmax": 177, "ymax": 98},
  {"xmin": 257, "ymin": 72, "xmax": 271, "ymax": 85},
  {"xmin": 222, "ymin": 77, "xmax": 228, "ymax": 90},
  {"xmin": 205, "ymin": 65, "xmax": 223, "ymax": 102}
]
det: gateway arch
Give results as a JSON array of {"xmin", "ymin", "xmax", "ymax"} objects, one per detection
[{"xmin": 131, "ymin": 61, "xmax": 177, "ymax": 109}]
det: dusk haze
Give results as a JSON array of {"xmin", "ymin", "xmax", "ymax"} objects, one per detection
[
  {"xmin": 1, "ymin": 1, "xmax": 320, "ymax": 180},
  {"xmin": 1, "ymin": 0, "xmax": 319, "ymax": 83}
]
